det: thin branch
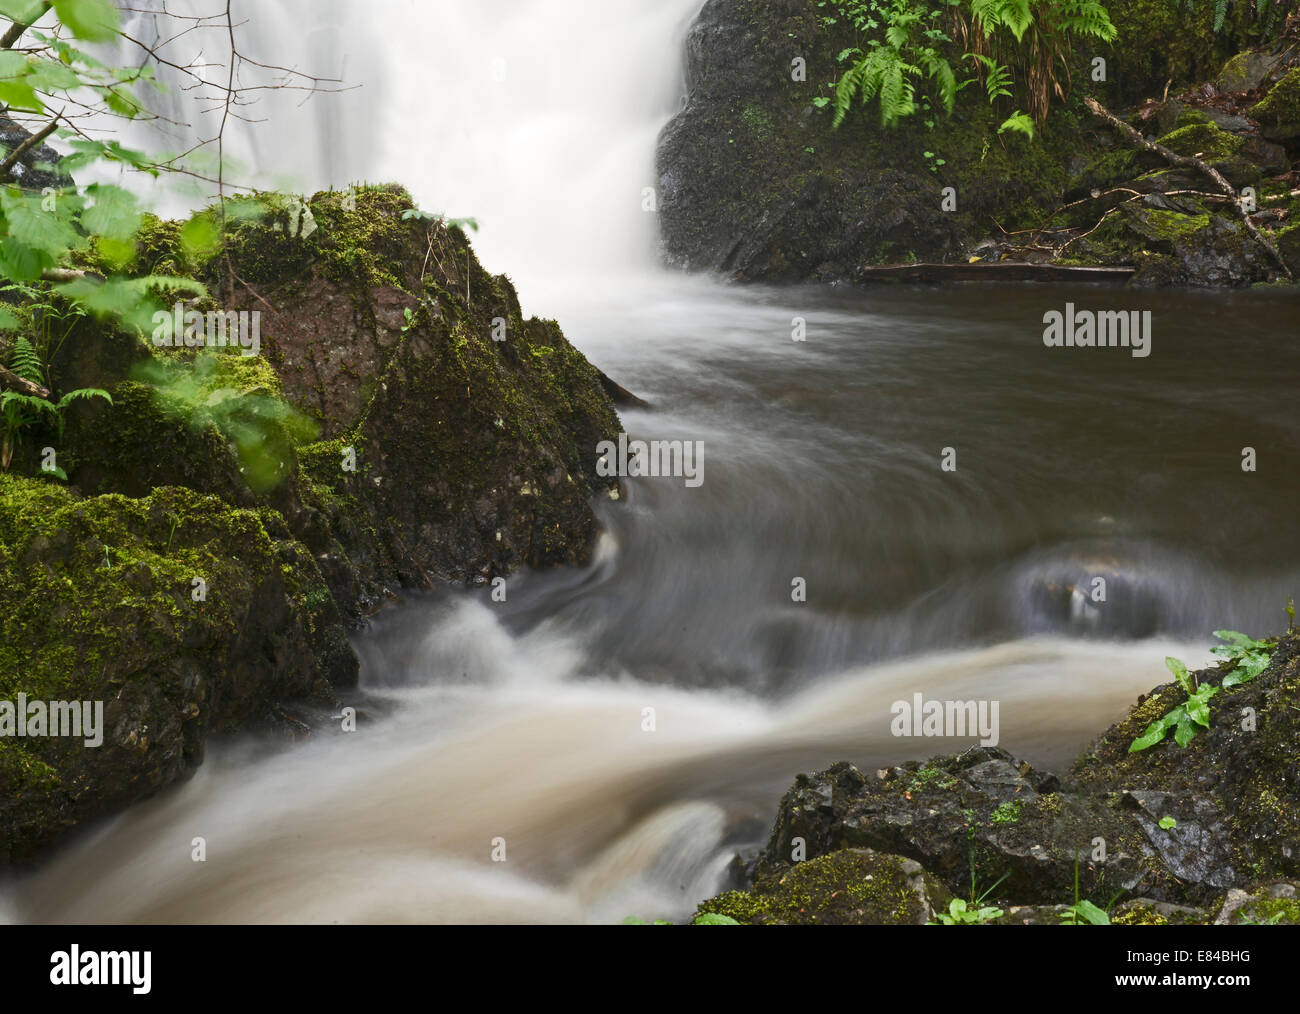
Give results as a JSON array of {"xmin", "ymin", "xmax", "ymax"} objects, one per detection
[
  {"xmin": 1084, "ymin": 96, "xmax": 1292, "ymax": 279},
  {"xmin": 0, "ymin": 112, "xmax": 59, "ymax": 178}
]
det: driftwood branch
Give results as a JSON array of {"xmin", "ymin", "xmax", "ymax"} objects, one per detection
[
  {"xmin": 1084, "ymin": 96, "xmax": 1292, "ymax": 279},
  {"xmin": 0, "ymin": 114, "xmax": 59, "ymax": 179},
  {"xmin": 0, "ymin": 3, "xmax": 50, "ymax": 49},
  {"xmin": 0, "ymin": 363, "xmax": 50, "ymax": 399}
]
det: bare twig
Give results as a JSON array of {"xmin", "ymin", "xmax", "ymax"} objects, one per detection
[
  {"xmin": 0, "ymin": 113, "xmax": 60, "ymax": 178},
  {"xmin": 1084, "ymin": 96, "xmax": 1292, "ymax": 279}
]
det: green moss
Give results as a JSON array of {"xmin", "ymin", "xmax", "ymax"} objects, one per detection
[
  {"xmin": 991, "ymin": 800, "xmax": 1022, "ymax": 825},
  {"xmin": 1239, "ymin": 895, "xmax": 1300, "ymax": 925},
  {"xmin": 1250, "ymin": 68, "xmax": 1300, "ymax": 139},
  {"xmin": 741, "ymin": 103, "xmax": 775, "ymax": 139},
  {"xmin": 697, "ymin": 850, "xmax": 941, "ymax": 925},
  {"xmin": 1156, "ymin": 121, "xmax": 1244, "ymax": 160}
]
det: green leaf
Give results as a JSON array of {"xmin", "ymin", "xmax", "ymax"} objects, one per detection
[
  {"xmin": 1072, "ymin": 900, "xmax": 1110, "ymax": 925},
  {"xmin": 81, "ymin": 183, "xmax": 142, "ymax": 242},
  {"xmin": 179, "ymin": 215, "xmax": 222, "ymax": 260},
  {"xmin": 52, "ymin": 0, "xmax": 121, "ymax": 42},
  {"xmin": 692, "ymin": 913, "xmax": 740, "ymax": 925},
  {"xmin": 0, "ymin": 1, "xmax": 48, "ymax": 21},
  {"xmin": 1158, "ymin": 816, "xmax": 1177, "ymax": 830},
  {"xmin": 0, "ymin": 78, "xmax": 44, "ymax": 113},
  {"xmin": 1129, "ymin": 711, "xmax": 1175, "ymax": 751},
  {"xmin": 1165, "ymin": 656, "xmax": 1192, "ymax": 694},
  {"xmin": 1185, "ymin": 693, "xmax": 1211, "ymax": 728},
  {"xmin": 1, "ymin": 188, "xmax": 81, "ymax": 256},
  {"xmin": 54, "ymin": 387, "xmax": 111, "ymax": 411},
  {"xmin": 0, "ymin": 236, "xmax": 53, "ymax": 282},
  {"xmin": 1173, "ymin": 711, "xmax": 1199, "ymax": 747}
]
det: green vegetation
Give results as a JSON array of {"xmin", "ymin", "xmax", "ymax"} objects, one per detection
[
  {"xmin": 1130, "ymin": 630, "xmax": 1275, "ymax": 752},
  {"xmin": 1059, "ymin": 859, "xmax": 1112, "ymax": 924},
  {"xmin": 1, "ymin": 335, "xmax": 109, "ymax": 473},
  {"xmin": 933, "ymin": 896, "xmax": 1003, "ymax": 923},
  {"xmin": 823, "ymin": 0, "xmax": 1115, "ymax": 138},
  {"xmin": 1211, "ymin": 629, "xmax": 1274, "ymax": 688},
  {"xmin": 1130, "ymin": 655, "xmax": 1221, "ymax": 751}
]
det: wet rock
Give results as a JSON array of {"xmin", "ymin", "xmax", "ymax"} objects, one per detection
[
  {"xmin": 1213, "ymin": 882, "xmax": 1300, "ymax": 925},
  {"xmin": 1113, "ymin": 899, "xmax": 1211, "ymax": 925},
  {"xmin": 1216, "ymin": 50, "xmax": 1286, "ymax": 93},
  {"xmin": 1120, "ymin": 789, "xmax": 1238, "ymax": 889},
  {"xmin": 1072, "ymin": 632, "xmax": 1300, "ymax": 882},
  {"xmin": 750, "ymin": 749, "xmax": 1165, "ymax": 907},
  {"xmin": 0, "ymin": 114, "xmax": 70, "ymax": 192},
  {"xmin": 696, "ymin": 848, "xmax": 951, "ymax": 925},
  {"xmin": 0, "ymin": 477, "xmax": 353, "ymax": 865},
  {"xmin": 699, "ymin": 633, "xmax": 1300, "ymax": 921},
  {"xmin": 1250, "ymin": 68, "xmax": 1300, "ymax": 143}
]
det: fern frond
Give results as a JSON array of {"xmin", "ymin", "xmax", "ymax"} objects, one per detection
[
  {"xmin": 55, "ymin": 387, "xmax": 113, "ymax": 411},
  {"xmin": 8, "ymin": 336, "xmax": 45, "ymax": 386}
]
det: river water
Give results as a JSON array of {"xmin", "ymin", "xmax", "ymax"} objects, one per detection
[{"xmin": 5, "ymin": 0, "xmax": 1300, "ymax": 924}]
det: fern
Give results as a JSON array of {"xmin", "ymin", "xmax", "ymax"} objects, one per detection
[
  {"xmin": 56, "ymin": 387, "xmax": 112, "ymax": 411},
  {"xmin": 9, "ymin": 336, "xmax": 45, "ymax": 386},
  {"xmin": 1214, "ymin": 0, "xmax": 1229, "ymax": 30},
  {"xmin": 998, "ymin": 111, "xmax": 1036, "ymax": 139}
]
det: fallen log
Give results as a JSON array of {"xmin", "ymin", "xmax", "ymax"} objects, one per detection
[
  {"xmin": 0, "ymin": 362, "xmax": 50, "ymax": 399},
  {"xmin": 856, "ymin": 262, "xmax": 1136, "ymax": 283}
]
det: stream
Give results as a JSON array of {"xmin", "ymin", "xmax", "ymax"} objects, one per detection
[{"xmin": 5, "ymin": 0, "xmax": 1300, "ymax": 924}]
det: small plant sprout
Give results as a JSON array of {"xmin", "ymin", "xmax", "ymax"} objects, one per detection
[
  {"xmin": 1059, "ymin": 859, "xmax": 1110, "ymax": 925},
  {"xmin": 1210, "ymin": 630, "xmax": 1273, "ymax": 688},
  {"xmin": 1129, "ymin": 656, "xmax": 1219, "ymax": 752}
]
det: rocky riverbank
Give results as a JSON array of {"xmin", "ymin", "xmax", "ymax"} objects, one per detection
[
  {"xmin": 0, "ymin": 185, "xmax": 622, "ymax": 864},
  {"xmin": 696, "ymin": 630, "xmax": 1300, "ymax": 924},
  {"xmin": 657, "ymin": 0, "xmax": 1300, "ymax": 286}
]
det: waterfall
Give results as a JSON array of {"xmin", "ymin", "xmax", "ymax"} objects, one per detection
[{"xmin": 108, "ymin": 0, "xmax": 705, "ymax": 301}]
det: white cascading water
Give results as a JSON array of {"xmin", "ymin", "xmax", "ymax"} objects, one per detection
[{"xmin": 113, "ymin": 0, "xmax": 704, "ymax": 301}]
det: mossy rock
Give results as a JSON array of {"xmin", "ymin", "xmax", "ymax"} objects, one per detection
[
  {"xmin": 1250, "ymin": 67, "xmax": 1300, "ymax": 142},
  {"xmin": 696, "ymin": 849, "xmax": 951, "ymax": 925},
  {"xmin": 1156, "ymin": 120, "xmax": 1244, "ymax": 161},
  {"xmin": 1111, "ymin": 899, "xmax": 1212, "ymax": 925},
  {"xmin": 0, "ymin": 474, "xmax": 355, "ymax": 864},
  {"xmin": 1072, "ymin": 633, "xmax": 1300, "ymax": 883},
  {"xmin": 1214, "ymin": 882, "xmax": 1300, "ymax": 925}
]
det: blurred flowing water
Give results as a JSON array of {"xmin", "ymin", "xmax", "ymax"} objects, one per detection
[{"xmin": 6, "ymin": 0, "xmax": 1300, "ymax": 924}]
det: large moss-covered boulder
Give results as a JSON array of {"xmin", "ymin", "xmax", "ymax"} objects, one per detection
[
  {"xmin": 127, "ymin": 186, "xmax": 623, "ymax": 594},
  {"xmin": 746, "ymin": 749, "xmax": 1179, "ymax": 906},
  {"xmin": 0, "ymin": 474, "xmax": 354, "ymax": 864},
  {"xmin": 656, "ymin": 0, "xmax": 1076, "ymax": 282}
]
